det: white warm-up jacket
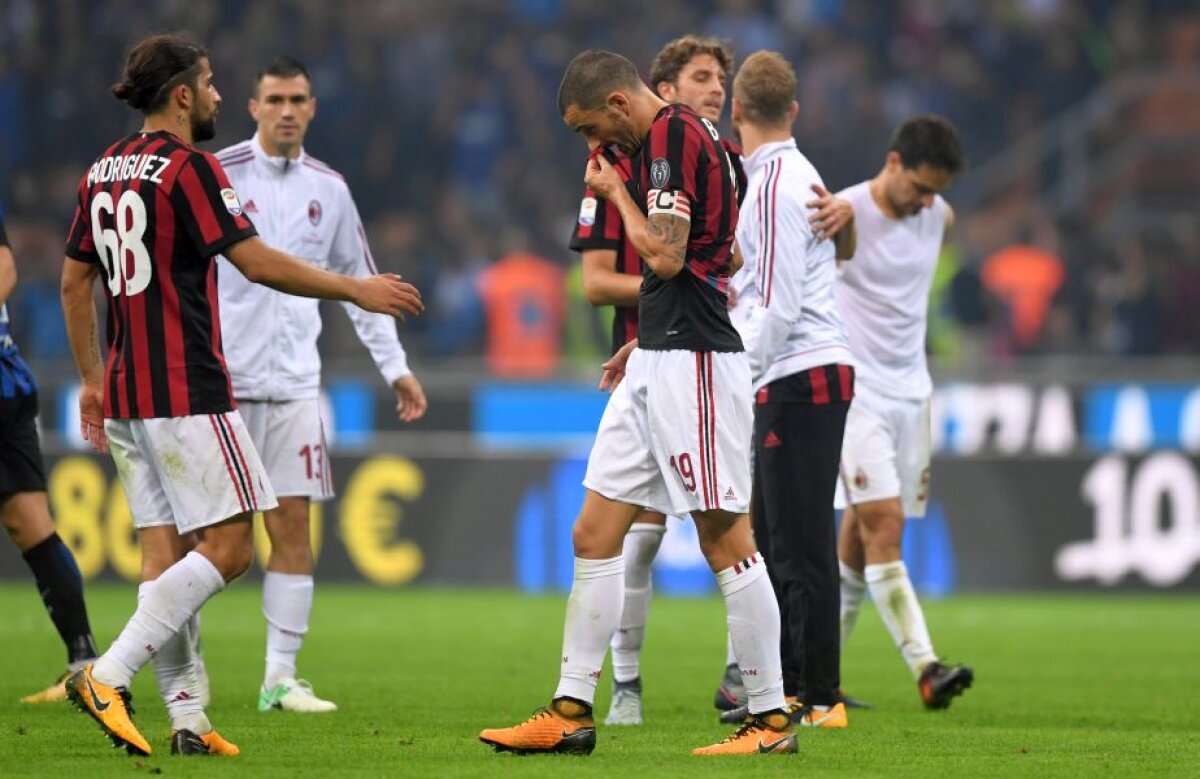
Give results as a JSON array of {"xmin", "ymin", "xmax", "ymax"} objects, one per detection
[
  {"xmin": 730, "ymin": 138, "xmax": 852, "ymax": 392},
  {"xmin": 215, "ymin": 135, "xmax": 410, "ymax": 401}
]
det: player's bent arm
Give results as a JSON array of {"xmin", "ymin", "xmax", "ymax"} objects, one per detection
[
  {"xmin": 943, "ymin": 202, "xmax": 956, "ymax": 236},
  {"xmin": 605, "ymin": 186, "xmax": 686, "ymax": 280},
  {"xmin": 224, "ymin": 237, "xmax": 423, "ymax": 319},
  {"xmin": 60, "ymin": 258, "xmax": 105, "ymax": 386},
  {"xmin": 581, "ymin": 249, "xmax": 640, "ymax": 306},
  {"xmin": 0, "ymin": 245, "xmax": 16, "ymax": 304}
]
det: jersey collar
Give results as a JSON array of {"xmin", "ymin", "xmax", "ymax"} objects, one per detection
[{"xmin": 741, "ymin": 137, "xmax": 797, "ymax": 177}]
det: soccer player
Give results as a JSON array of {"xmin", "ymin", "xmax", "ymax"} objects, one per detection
[
  {"xmin": 834, "ymin": 115, "xmax": 975, "ymax": 709},
  {"xmin": 211, "ymin": 56, "xmax": 426, "ymax": 714},
  {"xmin": 59, "ymin": 33, "xmax": 421, "ymax": 757},
  {"xmin": 0, "ymin": 215, "xmax": 101, "ymax": 703},
  {"xmin": 479, "ymin": 50, "xmax": 794, "ymax": 757},
  {"xmin": 727, "ymin": 50, "xmax": 857, "ymax": 729},
  {"xmin": 571, "ymin": 33, "xmax": 741, "ymax": 727}
]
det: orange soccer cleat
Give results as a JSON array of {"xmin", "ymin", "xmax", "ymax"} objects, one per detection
[
  {"xmin": 693, "ymin": 710, "xmax": 797, "ymax": 755},
  {"xmin": 66, "ymin": 665, "xmax": 152, "ymax": 756},
  {"xmin": 479, "ymin": 700, "xmax": 596, "ymax": 755},
  {"xmin": 792, "ymin": 701, "xmax": 848, "ymax": 728},
  {"xmin": 20, "ymin": 671, "xmax": 70, "ymax": 704}
]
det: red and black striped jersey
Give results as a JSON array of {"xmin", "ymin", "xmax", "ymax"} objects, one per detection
[
  {"xmin": 633, "ymin": 104, "xmax": 742, "ymax": 353},
  {"xmin": 568, "ymin": 147, "xmax": 640, "ymax": 354},
  {"xmin": 65, "ymin": 131, "xmax": 258, "ymax": 419}
]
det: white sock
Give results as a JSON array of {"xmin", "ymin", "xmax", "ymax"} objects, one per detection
[
  {"xmin": 555, "ymin": 556, "xmax": 624, "ymax": 705},
  {"xmin": 865, "ymin": 561, "xmax": 937, "ymax": 678},
  {"xmin": 610, "ymin": 524, "xmax": 664, "ymax": 683},
  {"xmin": 190, "ymin": 612, "xmax": 202, "ymax": 656},
  {"xmin": 725, "ymin": 633, "xmax": 737, "ymax": 667},
  {"xmin": 717, "ymin": 553, "xmax": 785, "ymax": 715},
  {"xmin": 840, "ymin": 560, "xmax": 867, "ymax": 648},
  {"xmin": 93, "ymin": 552, "xmax": 224, "ymax": 688},
  {"xmin": 138, "ymin": 582, "xmax": 210, "ymax": 735},
  {"xmin": 263, "ymin": 571, "xmax": 314, "ymax": 687}
]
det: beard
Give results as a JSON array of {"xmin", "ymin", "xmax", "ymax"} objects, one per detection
[{"xmin": 192, "ymin": 110, "xmax": 217, "ymax": 143}]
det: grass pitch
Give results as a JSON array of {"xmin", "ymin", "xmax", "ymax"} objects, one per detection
[{"xmin": 2, "ymin": 582, "xmax": 1198, "ymax": 777}]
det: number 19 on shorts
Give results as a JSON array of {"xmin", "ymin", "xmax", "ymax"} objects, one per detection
[{"xmin": 670, "ymin": 453, "xmax": 697, "ymax": 493}]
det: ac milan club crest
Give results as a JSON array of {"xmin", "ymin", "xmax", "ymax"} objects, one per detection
[
  {"xmin": 854, "ymin": 467, "xmax": 869, "ymax": 490},
  {"xmin": 307, "ymin": 199, "xmax": 322, "ymax": 226}
]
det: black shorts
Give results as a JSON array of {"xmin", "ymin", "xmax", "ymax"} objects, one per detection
[{"xmin": 0, "ymin": 393, "xmax": 48, "ymax": 494}]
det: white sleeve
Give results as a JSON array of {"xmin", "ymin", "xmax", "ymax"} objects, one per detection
[
  {"xmin": 329, "ymin": 188, "xmax": 412, "ymax": 384},
  {"xmin": 739, "ymin": 190, "xmax": 812, "ymax": 380}
]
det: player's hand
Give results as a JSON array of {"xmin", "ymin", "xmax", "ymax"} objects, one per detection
[
  {"xmin": 392, "ymin": 374, "xmax": 428, "ymax": 423},
  {"xmin": 584, "ymin": 152, "xmax": 623, "ymax": 201},
  {"xmin": 354, "ymin": 274, "xmax": 423, "ymax": 320},
  {"xmin": 599, "ymin": 339, "xmax": 637, "ymax": 392},
  {"xmin": 79, "ymin": 382, "xmax": 107, "ymax": 453},
  {"xmin": 726, "ymin": 284, "xmax": 739, "ymax": 310},
  {"xmin": 806, "ymin": 185, "xmax": 854, "ymax": 241}
]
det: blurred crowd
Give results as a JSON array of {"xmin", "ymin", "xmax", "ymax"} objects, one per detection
[{"xmin": 0, "ymin": 0, "xmax": 1196, "ymax": 376}]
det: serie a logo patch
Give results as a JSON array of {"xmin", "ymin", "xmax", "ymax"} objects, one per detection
[
  {"xmin": 578, "ymin": 196, "xmax": 597, "ymax": 226},
  {"xmin": 220, "ymin": 188, "xmax": 243, "ymax": 216}
]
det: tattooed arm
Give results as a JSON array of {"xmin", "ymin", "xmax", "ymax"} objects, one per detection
[{"xmin": 584, "ymin": 154, "xmax": 690, "ymax": 280}]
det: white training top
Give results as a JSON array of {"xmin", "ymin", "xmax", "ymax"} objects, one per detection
[
  {"xmin": 731, "ymin": 138, "xmax": 852, "ymax": 392},
  {"xmin": 835, "ymin": 180, "xmax": 947, "ymax": 400},
  {"xmin": 215, "ymin": 135, "xmax": 410, "ymax": 401}
]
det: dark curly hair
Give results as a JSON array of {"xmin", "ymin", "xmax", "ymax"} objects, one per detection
[{"xmin": 111, "ymin": 33, "xmax": 208, "ymax": 113}]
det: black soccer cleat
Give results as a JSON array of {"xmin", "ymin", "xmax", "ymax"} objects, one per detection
[
  {"xmin": 171, "ymin": 729, "xmax": 207, "ymax": 755},
  {"xmin": 836, "ymin": 688, "xmax": 873, "ymax": 710},
  {"xmin": 170, "ymin": 728, "xmax": 240, "ymax": 756},
  {"xmin": 918, "ymin": 661, "xmax": 974, "ymax": 710},
  {"xmin": 713, "ymin": 663, "xmax": 747, "ymax": 712}
]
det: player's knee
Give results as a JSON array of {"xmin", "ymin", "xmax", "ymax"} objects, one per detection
[
  {"xmin": 571, "ymin": 517, "xmax": 621, "ymax": 559},
  {"xmin": 199, "ymin": 530, "xmax": 255, "ymax": 581},
  {"xmin": 856, "ymin": 509, "xmax": 904, "ymax": 559},
  {"xmin": 217, "ymin": 543, "xmax": 255, "ymax": 581}
]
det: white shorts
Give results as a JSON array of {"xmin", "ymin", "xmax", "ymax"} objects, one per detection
[
  {"xmin": 835, "ymin": 383, "xmax": 932, "ymax": 518},
  {"xmin": 584, "ymin": 349, "xmax": 752, "ymax": 516},
  {"xmin": 106, "ymin": 411, "xmax": 278, "ymax": 534},
  {"xmin": 238, "ymin": 399, "xmax": 334, "ymax": 501}
]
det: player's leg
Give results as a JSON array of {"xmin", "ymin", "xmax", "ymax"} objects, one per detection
[
  {"xmin": 0, "ymin": 392, "xmax": 99, "ymax": 702},
  {"xmin": 748, "ymin": 447, "xmax": 800, "ymax": 701},
  {"xmin": 605, "ymin": 509, "xmax": 665, "ymax": 725},
  {"xmin": 854, "ymin": 498, "xmax": 935, "ymax": 669},
  {"xmin": 3, "ymin": 491, "xmax": 100, "ymax": 702},
  {"xmin": 479, "ymin": 489, "xmax": 639, "ymax": 754},
  {"xmin": 68, "ymin": 412, "xmax": 273, "ymax": 755},
  {"xmin": 250, "ymin": 399, "xmax": 335, "ymax": 712},
  {"xmin": 482, "ymin": 353, "xmax": 668, "ymax": 755},
  {"xmin": 856, "ymin": 498, "xmax": 971, "ymax": 706},
  {"xmin": 772, "ymin": 384, "xmax": 851, "ymax": 727},
  {"xmin": 862, "ymin": 395, "xmax": 971, "ymax": 708},
  {"xmin": 837, "ymin": 506, "xmax": 868, "ymax": 647},
  {"xmin": 136, "ymin": 525, "xmax": 235, "ymax": 755},
  {"xmin": 690, "ymin": 508, "xmax": 794, "ymax": 755},
  {"xmin": 259, "ymin": 496, "xmax": 336, "ymax": 712}
]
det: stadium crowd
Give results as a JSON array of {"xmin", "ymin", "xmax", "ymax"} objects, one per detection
[{"xmin": 0, "ymin": 0, "xmax": 1196, "ymax": 370}]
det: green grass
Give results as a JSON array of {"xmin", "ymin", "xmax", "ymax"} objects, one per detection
[{"xmin": 3, "ymin": 583, "xmax": 1199, "ymax": 777}]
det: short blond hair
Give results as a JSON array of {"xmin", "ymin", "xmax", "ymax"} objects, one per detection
[{"xmin": 733, "ymin": 51, "xmax": 795, "ymax": 128}]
